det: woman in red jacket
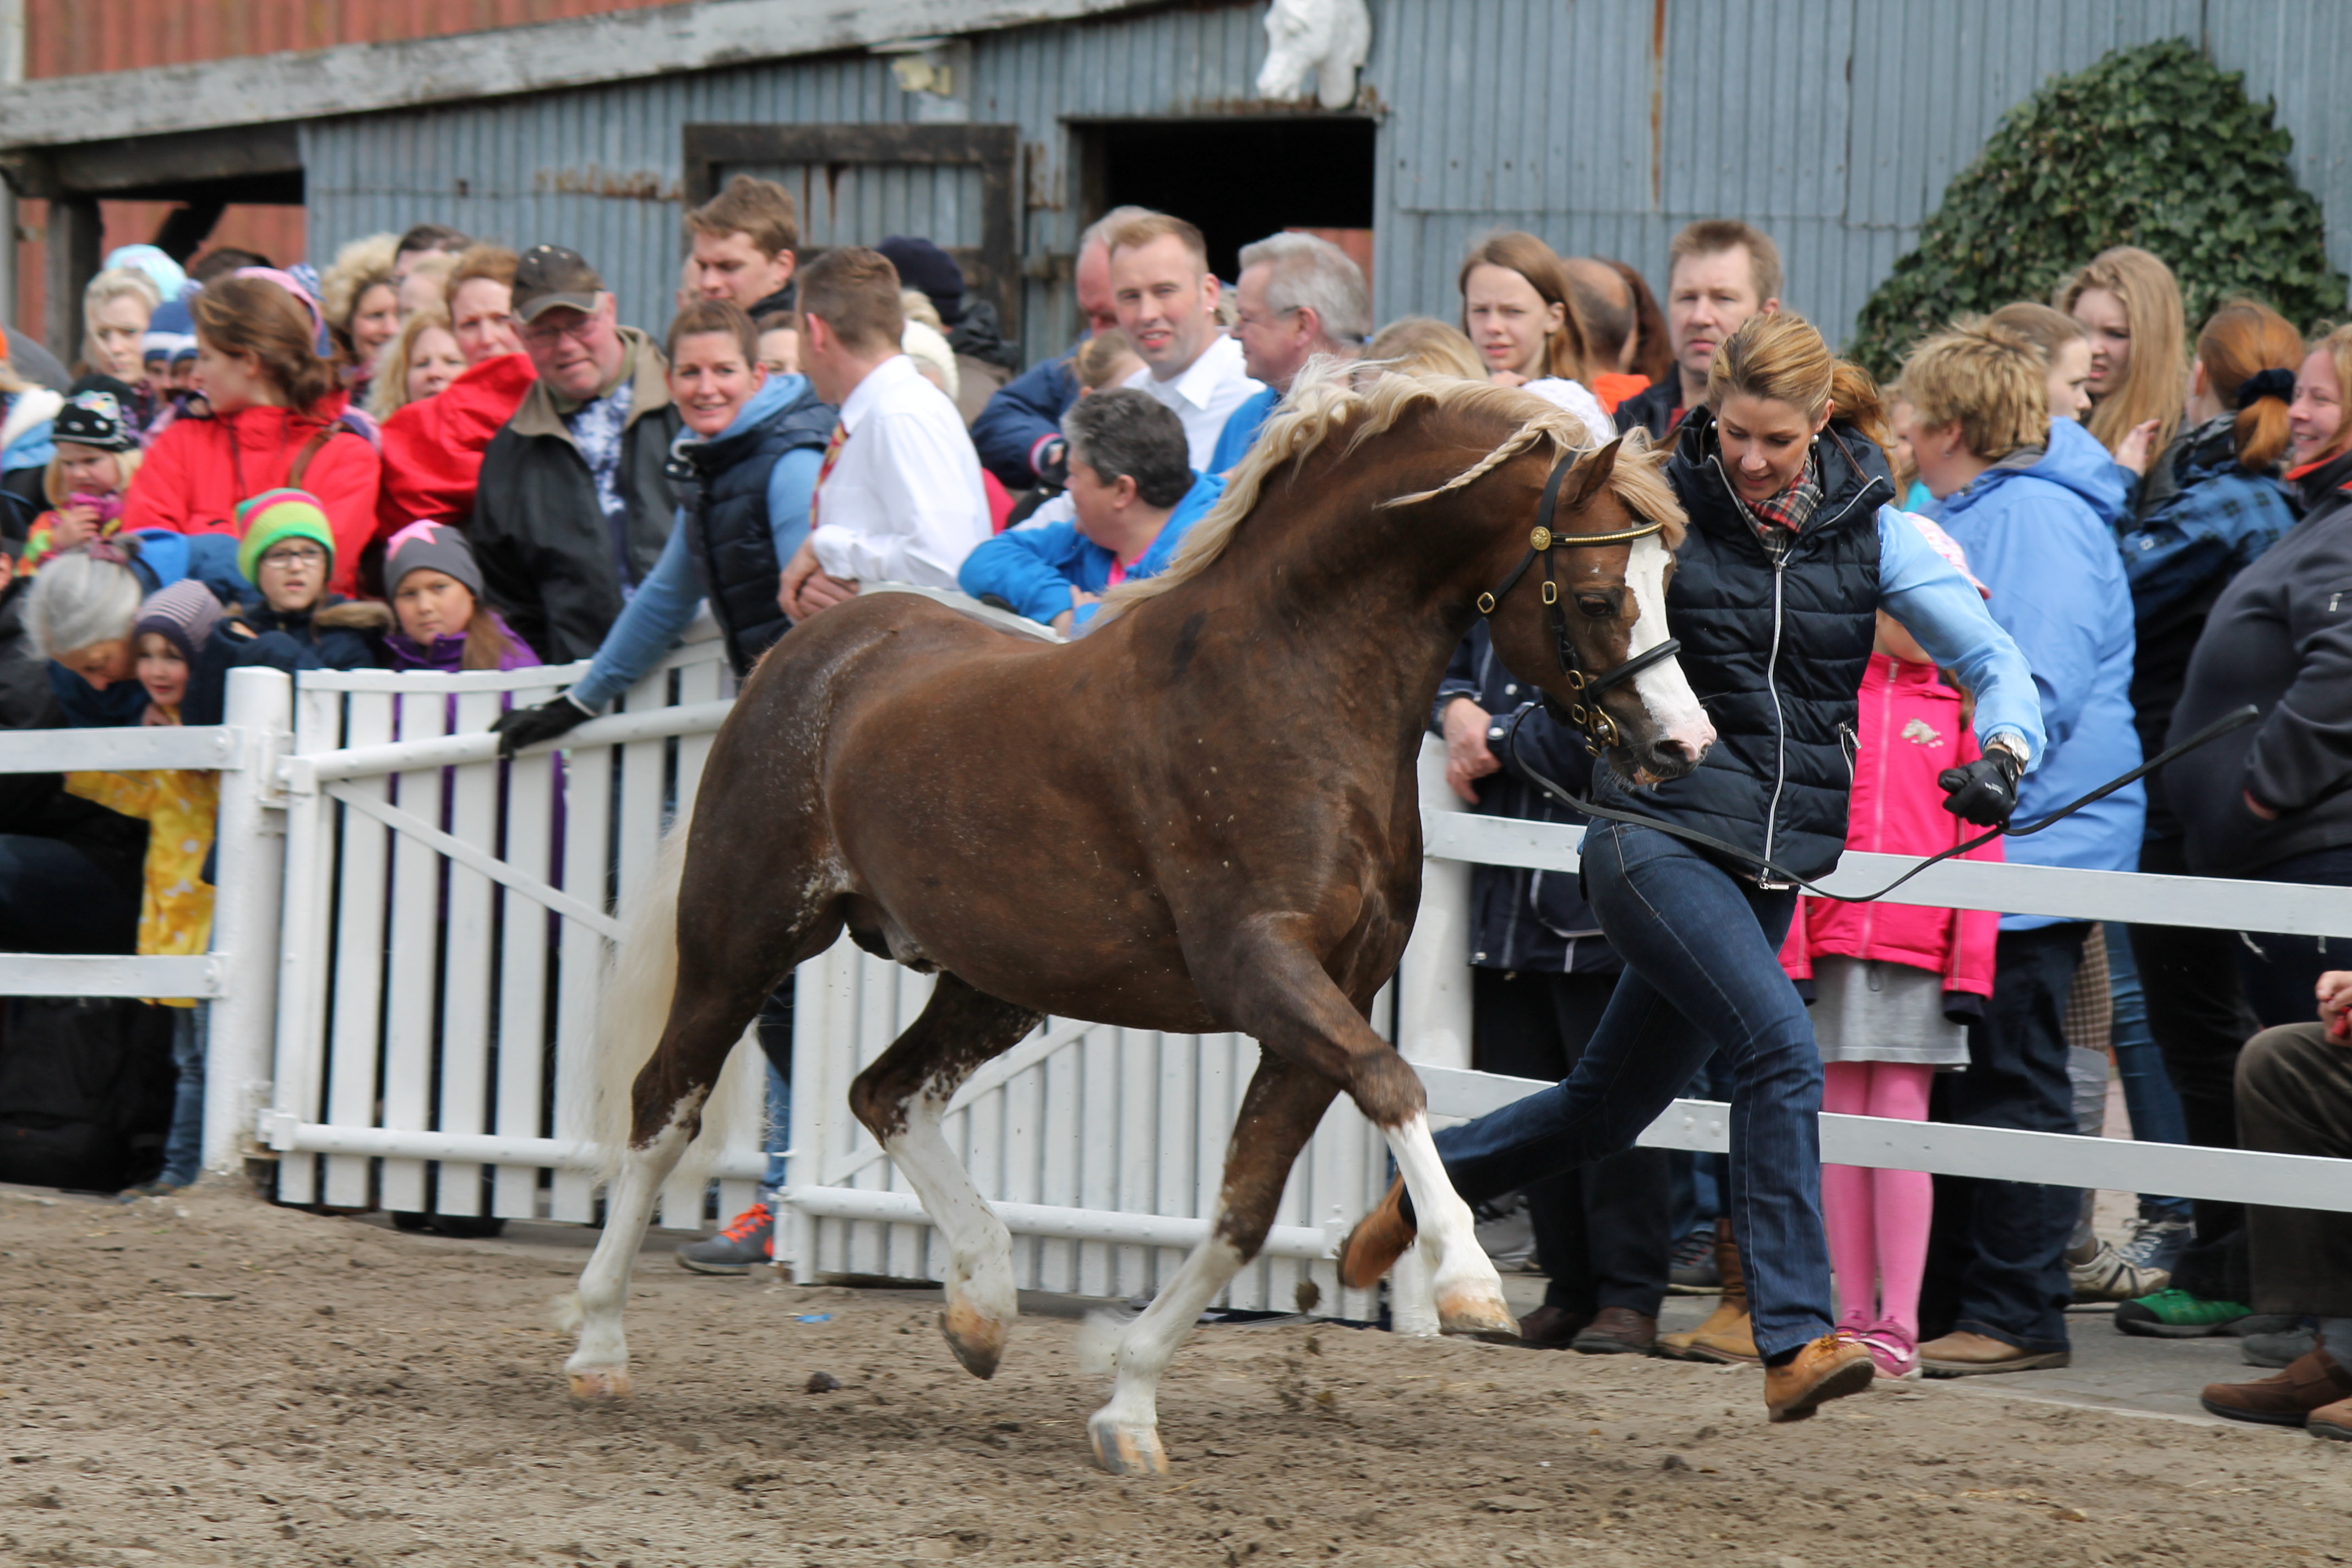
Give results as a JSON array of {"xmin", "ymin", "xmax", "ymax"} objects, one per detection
[
  {"xmin": 121, "ymin": 272, "xmax": 381, "ymax": 598},
  {"xmin": 1779, "ymin": 518, "xmax": 2004, "ymax": 1381}
]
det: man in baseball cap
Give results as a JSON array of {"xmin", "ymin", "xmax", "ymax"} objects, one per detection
[{"xmin": 466, "ymin": 243, "xmax": 683, "ymax": 662}]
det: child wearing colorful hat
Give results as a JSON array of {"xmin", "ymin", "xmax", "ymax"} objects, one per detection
[
  {"xmin": 63, "ymin": 579, "xmax": 226, "ymax": 1194},
  {"xmin": 25, "ymin": 385, "xmax": 144, "ymax": 573},
  {"xmin": 382, "ymin": 520, "xmax": 538, "ymax": 673},
  {"xmin": 183, "ymin": 488, "xmax": 390, "ymax": 725}
]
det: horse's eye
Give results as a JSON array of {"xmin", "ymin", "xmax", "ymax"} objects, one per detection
[{"xmin": 1577, "ymin": 594, "xmax": 1616, "ymax": 619}]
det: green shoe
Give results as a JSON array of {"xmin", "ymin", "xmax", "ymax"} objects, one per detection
[{"xmin": 2115, "ymin": 1288, "xmax": 2257, "ymax": 1338}]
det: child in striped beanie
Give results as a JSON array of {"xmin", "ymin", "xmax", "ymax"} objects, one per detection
[{"xmin": 182, "ymin": 488, "xmax": 390, "ymax": 725}]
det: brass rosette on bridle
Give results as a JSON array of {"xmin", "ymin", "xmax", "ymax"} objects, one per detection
[{"xmin": 1477, "ymin": 450, "xmax": 1678, "ymax": 755}]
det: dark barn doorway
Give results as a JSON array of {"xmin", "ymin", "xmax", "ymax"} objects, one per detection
[{"xmin": 1079, "ymin": 117, "xmax": 1377, "ymax": 285}]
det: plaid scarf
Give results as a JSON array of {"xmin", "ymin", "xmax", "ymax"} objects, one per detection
[{"xmin": 1738, "ymin": 451, "xmax": 1824, "ymax": 540}]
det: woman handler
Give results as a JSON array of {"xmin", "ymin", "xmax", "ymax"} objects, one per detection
[{"xmin": 1340, "ymin": 313, "xmax": 2046, "ymax": 1421}]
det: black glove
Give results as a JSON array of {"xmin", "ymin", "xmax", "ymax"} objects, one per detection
[
  {"xmin": 1035, "ymin": 437, "xmax": 1070, "ymax": 491},
  {"xmin": 491, "ymin": 693, "xmax": 595, "ymax": 759},
  {"xmin": 1939, "ymin": 744, "xmax": 2023, "ymax": 826}
]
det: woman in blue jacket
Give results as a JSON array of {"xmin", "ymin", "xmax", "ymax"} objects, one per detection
[
  {"xmin": 1900, "ymin": 318, "xmax": 2144, "ymax": 1372},
  {"xmin": 959, "ymin": 389, "xmax": 1221, "ymax": 635}
]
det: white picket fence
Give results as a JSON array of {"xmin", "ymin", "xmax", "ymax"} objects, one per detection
[{"xmin": 4, "ymin": 630, "xmax": 2352, "ymax": 1324}]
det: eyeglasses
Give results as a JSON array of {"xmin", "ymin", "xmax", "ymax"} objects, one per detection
[
  {"xmin": 518, "ymin": 313, "xmax": 603, "ymax": 349},
  {"xmin": 259, "ymin": 544, "xmax": 327, "ymax": 567}
]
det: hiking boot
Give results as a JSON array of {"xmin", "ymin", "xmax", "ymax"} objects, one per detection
[
  {"xmin": 2243, "ymin": 1324, "xmax": 2319, "ymax": 1369},
  {"xmin": 1659, "ymin": 1218, "xmax": 1757, "ymax": 1364},
  {"xmin": 2119, "ymin": 1214, "xmax": 2193, "ymax": 1278},
  {"xmin": 1570, "ymin": 1306, "xmax": 1657, "ymax": 1355},
  {"xmin": 1337, "ymin": 1178, "xmax": 1413, "ymax": 1290},
  {"xmin": 1918, "ymin": 1330, "xmax": 2071, "ymax": 1376},
  {"xmin": 1667, "ymin": 1224, "xmax": 1721, "ymax": 1294},
  {"xmin": 2114, "ymin": 1288, "xmax": 2257, "ymax": 1338},
  {"xmin": 2311, "ymin": 1397, "xmax": 2352, "ymax": 1442},
  {"xmin": 1513, "ymin": 1304, "xmax": 1587, "ymax": 1349},
  {"xmin": 2068, "ymin": 1238, "xmax": 2169, "ymax": 1303},
  {"xmin": 1764, "ymin": 1333, "xmax": 1875, "ymax": 1423},
  {"xmin": 2199, "ymin": 1349, "xmax": 2352, "ymax": 1428},
  {"xmin": 676, "ymin": 1200, "xmax": 773, "ymax": 1275}
]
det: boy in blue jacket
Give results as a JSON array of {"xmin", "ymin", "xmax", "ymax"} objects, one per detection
[
  {"xmin": 959, "ymin": 388, "xmax": 1222, "ymax": 636},
  {"xmin": 1901, "ymin": 319, "xmax": 2142, "ymax": 1378}
]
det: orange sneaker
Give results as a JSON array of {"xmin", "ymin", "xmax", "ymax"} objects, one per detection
[{"xmin": 676, "ymin": 1200, "xmax": 773, "ymax": 1274}]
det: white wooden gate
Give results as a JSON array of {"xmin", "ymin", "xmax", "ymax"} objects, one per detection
[{"xmin": 259, "ymin": 623, "xmax": 764, "ymax": 1231}]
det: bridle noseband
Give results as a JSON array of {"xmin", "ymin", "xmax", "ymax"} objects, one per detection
[{"xmin": 1476, "ymin": 450, "xmax": 1682, "ymax": 755}]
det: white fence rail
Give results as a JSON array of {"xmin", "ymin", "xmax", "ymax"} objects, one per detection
[{"xmin": 5, "ymin": 645, "xmax": 2351, "ymax": 1320}]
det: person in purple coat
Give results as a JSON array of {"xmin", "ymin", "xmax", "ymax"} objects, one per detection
[{"xmin": 382, "ymin": 520, "xmax": 540, "ymax": 673}]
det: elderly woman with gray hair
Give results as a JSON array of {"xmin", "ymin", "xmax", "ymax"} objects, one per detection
[{"xmin": 0, "ymin": 537, "xmax": 223, "ymax": 953}]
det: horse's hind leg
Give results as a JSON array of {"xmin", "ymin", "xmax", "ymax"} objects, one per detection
[
  {"xmin": 1089, "ymin": 1053, "xmax": 1338, "ymax": 1476},
  {"xmin": 564, "ymin": 825, "xmax": 846, "ymax": 1400},
  {"xmin": 848, "ymin": 972, "xmax": 1042, "ymax": 1380}
]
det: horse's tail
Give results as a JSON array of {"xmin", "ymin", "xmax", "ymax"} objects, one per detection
[{"xmin": 576, "ymin": 820, "xmax": 760, "ymax": 1189}]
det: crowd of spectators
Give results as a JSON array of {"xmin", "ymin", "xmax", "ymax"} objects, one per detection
[{"xmin": 0, "ymin": 175, "xmax": 2346, "ymax": 1439}]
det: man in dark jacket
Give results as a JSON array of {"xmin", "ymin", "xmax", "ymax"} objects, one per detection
[
  {"xmin": 1613, "ymin": 220, "xmax": 1781, "ymax": 442},
  {"xmin": 1434, "ymin": 627, "xmax": 1670, "ymax": 1355},
  {"xmin": 880, "ymin": 235, "xmax": 1021, "ymax": 427},
  {"xmin": 970, "ymin": 206, "xmax": 1150, "ymax": 489},
  {"xmin": 470, "ymin": 246, "xmax": 682, "ymax": 662}
]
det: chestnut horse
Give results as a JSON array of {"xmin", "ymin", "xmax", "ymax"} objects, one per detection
[{"xmin": 557, "ymin": 368, "xmax": 1715, "ymax": 1474}]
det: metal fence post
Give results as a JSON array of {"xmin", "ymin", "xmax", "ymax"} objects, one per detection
[
  {"xmin": 200, "ymin": 667, "xmax": 291, "ymax": 1173},
  {"xmin": 1396, "ymin": 734, "xmax": 1475, "ymax": 1071}
]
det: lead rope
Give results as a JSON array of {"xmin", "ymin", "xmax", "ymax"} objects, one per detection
[{"xmin": 1501, "ymin": 702, "xmax": 2261, "ymax": 906}]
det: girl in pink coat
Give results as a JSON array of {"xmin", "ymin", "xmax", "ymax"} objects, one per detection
[{"xmin": 1780, "ymin": 519, "xmax": 2003, "ymax": 1379}]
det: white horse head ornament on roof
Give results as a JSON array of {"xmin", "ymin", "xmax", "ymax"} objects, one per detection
[{"xmin": 1255, "ymin": 0, "xmax": 1371, "ymax": 111}]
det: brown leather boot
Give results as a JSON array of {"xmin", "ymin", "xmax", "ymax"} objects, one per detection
[
  {"xmin": 1514, "ymin": 1304, "xmax": 1588, "ymax": 1349},
  {"xmin": 1571, "ymin": 1306, "xmax": 1658, "ymax": 1355},
  {"xmin": 1764, "ymin": 1332, "xmax": 1876, "ymax": 1423},
  {"xmin": 1336, "ymin": 1177, "xmax": 1414, "ymax": 1289},
  {"xmin": 2201, "ymin": 1349, "xmax": 2352, "ymax": 1427},
  {"xmin": 1660, "ymin": 1217, "xmax": 1758, "ymax": 1364}
]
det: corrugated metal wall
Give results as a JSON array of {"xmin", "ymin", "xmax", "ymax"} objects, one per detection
[{"xmin": 301, "ymin": 0, "xmax": 2352, "ymax": 364}]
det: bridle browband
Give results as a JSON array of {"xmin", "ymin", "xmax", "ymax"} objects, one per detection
[{"xmin": 1476, "ymin": 449, "xmax": 1682, "ymax": 755}]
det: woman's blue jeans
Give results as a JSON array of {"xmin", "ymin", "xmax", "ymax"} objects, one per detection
[{"xmin": 1431, "ymin": 821, "xmax": 1833, "ymax": 1358}]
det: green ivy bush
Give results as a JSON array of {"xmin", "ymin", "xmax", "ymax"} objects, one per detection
[{"xmin": 1850, "ymin": 40, "xmax": 2347, "ymax": 378}]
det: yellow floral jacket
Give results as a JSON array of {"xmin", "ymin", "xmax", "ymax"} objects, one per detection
[{"xmin": 65, "ymin": 748, "xmax": 219, "ymax": 1008}]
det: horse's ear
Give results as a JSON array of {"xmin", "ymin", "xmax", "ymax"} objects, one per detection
[{"xmin": 1560, "ymin": 437, "xmax": 1624, "ymax": 511}]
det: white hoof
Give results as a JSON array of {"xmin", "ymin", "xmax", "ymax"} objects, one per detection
[
  {"xmin": 1087, "ymin": 1411, "xmax": 1170, "ymax": 1476},
  {"xmin": 941, "ymin": 1299, "xmax": 1008, "ymax": 1380},
  {"xmin": 1435, "ymin": 1283, "xmax": 1520, "ymax": 1342},
  {"xmin": 566, "ymin": 1365, "xmax": 633, "ymax": 1401}
]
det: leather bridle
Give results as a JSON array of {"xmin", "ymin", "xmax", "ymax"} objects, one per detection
[{"xmin": 1476, "ymin": 450, "xmax": 1683, "ymax": 755}]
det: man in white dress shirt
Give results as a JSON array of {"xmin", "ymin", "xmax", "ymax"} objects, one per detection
[
  {"xmin": 1107, "ymin": 214, "xmax": 1263, "ymax": 469},
  {"xmin": 780, "ymin": 247, "xmax": 993, "ymax": 619}
]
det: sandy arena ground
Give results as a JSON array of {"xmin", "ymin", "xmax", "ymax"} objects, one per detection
[{"xmin": 2, "ymin": 1182, "xmax": 2348, "ymax": 1568}]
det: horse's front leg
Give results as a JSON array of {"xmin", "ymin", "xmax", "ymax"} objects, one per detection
[
  {"xmin": 849, "ymin": 972, "xmax": 1042, "ymax": 1380},
  {"xmin": 1212, "ymin": 923, "xmax": 1515, "ymax": 1340},
  {"xmin": 1088, "ymin": 1053, "xmax": 1338, "ymax": 1476}
]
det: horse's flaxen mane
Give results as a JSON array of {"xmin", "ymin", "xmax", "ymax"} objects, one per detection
[{"xmin": 1107, "ymin": 360, "xmax": 1685, "ymax": 614}]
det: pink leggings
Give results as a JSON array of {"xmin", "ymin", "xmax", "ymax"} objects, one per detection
[{"xmin": 1821, "ymin": 1060, "xmax": 1935, "ymax": 1340}]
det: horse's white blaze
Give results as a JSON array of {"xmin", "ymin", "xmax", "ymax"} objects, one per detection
[
  {"xmin": 886, "ymin": 1093, "xmax": 1017, "ymax": 1359},
  {"xmin": 1382, "ymin": 1112, "xmax": 1509, "ymax": 1320},
  {"xmin": 1624, "ymin": 531, "xmax": 1714, "ymax": 756},
  {"xmin": 564, "ymin": 1103, "xmax": 698, "ymax": 1389},
  {"xmin": 1088, "ymin": 1222, "xmax": 1245, "ymax": 1468}
]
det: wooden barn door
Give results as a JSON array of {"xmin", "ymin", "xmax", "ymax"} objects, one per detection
[{"xmin": 680, "ymin": 123, "xmax": 1021, "ymax": 341}]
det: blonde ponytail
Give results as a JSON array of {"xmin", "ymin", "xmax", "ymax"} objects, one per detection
[{"xmin": 1708, "ymin": 312, "xmax": 1890, "ymax": 448}]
